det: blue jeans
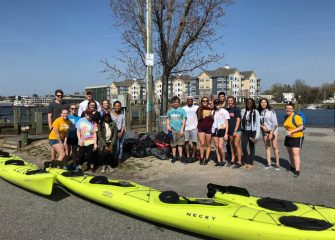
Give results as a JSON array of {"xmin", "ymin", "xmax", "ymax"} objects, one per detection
[{"xmin": 115, "ymin": 136, "xmax": 124, "ymax": 161}]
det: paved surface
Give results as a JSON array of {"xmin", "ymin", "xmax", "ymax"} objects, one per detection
[{"xmin": 1, "ymin": 127, "xmax": 334, "ymax": 240}]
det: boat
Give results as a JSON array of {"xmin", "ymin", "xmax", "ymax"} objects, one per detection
[
  {"xmin": 45, "ymin": 166, "xmax": 335, "ymax": 240},
  {"xmin": 306, "ymin": 104, "xmax": 317, "ymax": 110},
  {"xmin": 0, "ymin": 151, "xmax": 55, "ymax": 195}
]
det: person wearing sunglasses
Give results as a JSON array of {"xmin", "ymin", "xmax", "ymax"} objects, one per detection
[
  {"xmin": 67, "ymin": 104, "xmax": 80, "ymax": 166},
  {"xmin": 197, "ymin": 96, "xmax": 214, "ymax": 165},
  {"xmin": 47, "ymin": 89, "xmax": 68, "ymax": 161}
]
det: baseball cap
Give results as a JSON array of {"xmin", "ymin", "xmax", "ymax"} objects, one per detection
[
  {"xmin": 86, "ymin": 90, "xmax": 93, "ymax": 95},
  {"xmin": 186, "ymin": 96, "xmax": 194, "ymax": 100}
]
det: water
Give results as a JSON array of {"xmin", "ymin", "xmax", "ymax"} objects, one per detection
[
  {"xmin": 275, "ymin": 109, "xmax": 334, "ymax": 128},
  {"xmin": 0, "ymin": 106, "xmax": 48, "ymax": 123},
  {"xmin": 0, "ymin": 106, "xmax": 334, "ymax": 127}
]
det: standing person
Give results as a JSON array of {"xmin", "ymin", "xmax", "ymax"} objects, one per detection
[
  {"xmin": 212, "ymin": 99, "xmax": 230, "ymax": 167},
  {"xmin": 218, "ymin": 91, "xmax": 226, "ymax": 108},
  {"xmin": 197, "ymin": 97, "xmax": 213, "ymax": 165},
  {"xmin": 283, "ymin": 102, "xmax": 304, "ymax": 177},
  {"xmin": 81, "ymin": 100, "xmax": 102, "ymax": 169},
  {"xmin": 182, "ymin": 96, "xmax": 199, "ymax": 163},
  {"xmin": 226, "ymin": 96, "xmax": 243, "ymax": 169},
  {"xmin": 81, "ymin": 100, "xmax": 102, "ymax": 123},
  {"xmin": 67, "ymin": 104, "xmax": 80, "ymax": 166},
  {"xmin": 240, "ymin": 98, "xmax": 260, "ymax": 170},
  {"xmin": 101, "ymin": 99, "xmax": 111, "ymax": 116},
  {"xmin": 98, "ymin": 113, "xmax": 118, "ymax": 173},
  {"xmin": 48, "ymin": 89, "xmax": 67, "ymax": 161},
  {"xmin": 78, "ymin": 90, "xmax": 102, "ymax": 116},
  {"xmin": 111, "ymin": 101, "xmax": 126, "ymax": 164},
  {"xmin": 218, "ymin": 91, "xmax": 231, "ymax": 161},
  {"xmin": 166, "ymin": 96, "xmax": 187, "ymax": 163},
  {"xmin": 258, "ymin": 98, "xmax": 280, "ymax": 170},
  {"xmin": 75, "ymin": 109, "xmax": 97, "ymax": 172},
  {"xmin": 48, "ymin": 108, "xmax": 70, "ymax": 166}
]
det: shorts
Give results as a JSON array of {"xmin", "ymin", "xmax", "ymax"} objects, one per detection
[
  {"xmin": 198, "ymin": 126, "xmax": 212, "ymax": 134},
  {"xmin": 49, "ymin": 139, "xmax": 63, "ymax": 146},
  {"xmin": 212, "ymin": 129, "xmax": 226, "ymax": 137},
  {"xmin": 67, "ymin": 137, "xmax": 78, "ymax": 146},
  {"xmin": 170, "ymin": 131, "xmax": 185, "ymax": 147},
  {"xmin": 228, "ymin": 130, "xmax": 242, "ymax": 136},
  {"xmin": 184, "ymin": 128, "xmax": 198, "ymax": 143},
  {"xmin": 284, "ymin": 136, "xmax": 304, "ymax": 148}
]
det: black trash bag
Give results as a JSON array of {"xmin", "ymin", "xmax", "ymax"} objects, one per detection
[
  {"xmin": 123, "ymin": 138, "xmax": 139, "ymax": 153},
  {"xmin": 155, "ymin": 132, "xmax": 171, "ymax": 145},
  {"xmin": 131, "ymin": 145, "xmax": 147, "ymax": 158},
  {"xmin": 139, "ymin": 133, "xmax": 156, "ymax": 148},
  {"xmin": 148, "ymin": 147, "xmax": 170, "ymax": 160}
]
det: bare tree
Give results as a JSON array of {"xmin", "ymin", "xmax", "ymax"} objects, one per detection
[{"xmin": 105, "ymin": 0, "xmax": 233, "ymax": 114}]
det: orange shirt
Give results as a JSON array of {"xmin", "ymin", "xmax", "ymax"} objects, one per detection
[
  {"xmin": 284, "ymin": 114, "xmax": 304, "ymax": 138},
  {"xmin": 49, "ymin": 117, "xmax": 70, "ymax": 140}
]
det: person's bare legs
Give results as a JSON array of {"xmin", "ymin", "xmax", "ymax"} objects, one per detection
[
  {"xmin": 205, "ymin": 134, "xmax": 212, "ymax": 160},
  {"xmin": 198, "ymin": 132, "xmax": 206, "ymax": 160},
  {"xmin": 271, "ymin": 133, "xmax": 280, "ymax": 166},
  {"xmin": 263, "ymin": 135, "xmax": 272, "ymax": 165},
  {"xmin": 213, "ymin": 137, "xmax": 221, "ymax": 162}
]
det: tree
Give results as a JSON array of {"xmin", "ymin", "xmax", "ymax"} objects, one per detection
[{"xmin": 104, "ymin": 0, "xmax": 233, "ymax": 114}]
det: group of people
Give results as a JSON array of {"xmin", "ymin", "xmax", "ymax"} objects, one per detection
[
  {"xmin": 166, "ymin": 92, "xmax": 304, "ymax": 177},
  {"xmin": 47, "ymin": 89, "xmax": 126, "ymax": 173}
]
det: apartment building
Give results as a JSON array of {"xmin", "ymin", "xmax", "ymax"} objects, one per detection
[
  {"xmin": 240, "ymin": 71, "xmax": 260, "ymax": 97},
  {"xmin": 111, "ymin": 79, "xmax": 146, "ymax": 103},
  {"xmin": 154, "ymin": 75, "xmax": 192, "ymax": 103},
  {"xmin": 153, "ymin": 65, "xmax": 260, "ymax": 103}
]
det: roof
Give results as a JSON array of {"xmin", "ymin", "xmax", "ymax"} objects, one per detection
[
  {"xmin": 205, "ymin": 67, "xmax": 239, "ymax": 77},
  {"xmin": 112, "ymin": 79, "xmax": 145, "ymax": 87},
  {"xmin": 240, "ymin": 71, "xmax": 255, "ymax": 79}
]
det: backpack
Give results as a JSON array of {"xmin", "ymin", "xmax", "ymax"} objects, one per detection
[
  {"xmin": 285, "ymin": 112, "xmax": 306, "ymax": 130},
  {"xmin": 293, "ymin": 112, "xmax": 306, "ymax": 130}
]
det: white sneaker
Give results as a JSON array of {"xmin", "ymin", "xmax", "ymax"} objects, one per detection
[
  {"xmin": 101, "ymin": 165, "xmax": 107, "ymax": 173},
  {"xmin": 107, "ymin": 165, "xmax": 114, "ymax": 172}
]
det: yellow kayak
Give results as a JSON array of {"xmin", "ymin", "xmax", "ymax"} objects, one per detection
[
  {"xmin": 0, "ymin": 153, "xmax": 55, "ymax": 195},
  {"xmin": 47, "ymin": 168, "xmax": 335, "ymax": 240}
]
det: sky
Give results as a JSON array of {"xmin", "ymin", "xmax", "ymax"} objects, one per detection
[{"xmin": 0, "ymin": 0, "xmax": 334, "ymax": 96}]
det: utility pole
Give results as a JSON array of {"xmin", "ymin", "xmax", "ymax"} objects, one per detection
[{"xmin": 145, "ymin": 0, "xmax": 153, "ymax": 132}]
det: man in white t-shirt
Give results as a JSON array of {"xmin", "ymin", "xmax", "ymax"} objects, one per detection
[
  {"xmin": 78, "ymin": 90, "xmax": 102, "ymax": 117},
  {"xmin": 182, "ymin": 96, "xmax": 199, "ymax": 163}
]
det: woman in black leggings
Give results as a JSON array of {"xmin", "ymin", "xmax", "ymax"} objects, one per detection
[{"xmin": 240, "ymin": 98, "xmax": 260, "ymax": 170}]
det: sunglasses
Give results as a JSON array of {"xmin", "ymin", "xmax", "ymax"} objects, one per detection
[
  {"xmin": 56, "ymin": 95, "xmax": 63, "ymax": 97},
  {"xmin": 202, "ymin": 100, "xmax": 209, "ymax": 102},
  {"xmin": 71, "ymin": 108, "xmax": 77, "ymax": 110}
]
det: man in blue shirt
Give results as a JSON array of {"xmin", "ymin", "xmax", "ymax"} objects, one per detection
[{"xmin": 166, "ymin": 96, "xmax": 187, "ymax": 163}]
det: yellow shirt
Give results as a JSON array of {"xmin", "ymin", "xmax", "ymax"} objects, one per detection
[
  {"xmin": 284, "ymin": 114, "xmax": 304, "ymax": 138},
  {"xmin": 49, "ymin": 117, "xmax": 70, "ymax": 140}
]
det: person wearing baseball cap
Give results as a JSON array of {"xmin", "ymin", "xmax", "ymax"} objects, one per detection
[
  {"xmin": 75, "ymin": 107, "xmax": 98, "ymax": 172},
  {"xmin": 78, "ymin": 89, "xmax": 102, "ymax": 116}
]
